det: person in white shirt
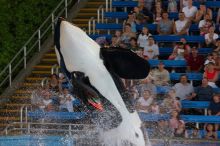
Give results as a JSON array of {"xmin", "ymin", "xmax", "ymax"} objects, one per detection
[
  {"xmin": 182, "ymin": 0, "xmax": 197, "ymax": 20},
  {"xmin": 59, "ymin": 88, "xmax": 76, "ymax": 112},
  {"xmin": 173, "ymin": 12, "xmax": 190, "ymax": 35},
  {"xmin": 205, "ymin": 26, "xmax": 219, "ymax": 47},
  {"xmin": 137, "ymin": 26, "xmax": 152, "ymax": 48},
  {"xmin": 173, "ymin": 74, "xmax": 194, "ymax": 100},
  {"xmin": 143, "ymin": 36, "xmax": 159, "ymax": 60},
  {"xmin": 135, "ymin": 90, "xmax": 154, "ymax": 113}
]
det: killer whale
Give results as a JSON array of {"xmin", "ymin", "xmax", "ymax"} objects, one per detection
[{"xmin": 54, "ymin": 18, "xmax": 151, "ymax": 146}]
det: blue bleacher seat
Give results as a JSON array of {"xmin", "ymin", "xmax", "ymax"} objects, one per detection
[
  {"xmin": 153, "ymin": 35, "xmax": 205, "ymax": 43},
  {"xmin": 205, "ymin": 1, "xmax": 220, "ymax": 7},
  {"xmin": 181, "ymin": 101, "xmax": 210, "ymax": 109},
  {"xmin": 138, "ymin": 113, "xmax": 170, "ymax": 122},
  {"xmin": 148, "ymin": 60, "xmax": 187, "ymax": 68},
  {"xmin": 112, "ymin": 1, "xmax": 138, "ymax": 8},
  {"xmin": 159, "ymin": 48, "xmax": 212, "ymax": 55},
  {"xmin": 104, "ymin": 12, "xmax": 128, "ymax": 19},
  {"xmin": 95, "ymin": 23, "xmax": 123, "ymax": 30},
  {"xmin": 28, "ymin": 112, "xmax": 87, "ymax": 120},
  {"xmin": 89, "ymin": 34, "xmax": 112, "ymax": 40},
  {"xmin": 180, "ymin": 115, "xmax": 220, "ymax": 124},
  {"xmin": 169, "ymin": 73, "xmax": 203, "ymax": 81},
  {"xmin": 72, "ymin": 99, "xmax": 82, "ymax": 106}
]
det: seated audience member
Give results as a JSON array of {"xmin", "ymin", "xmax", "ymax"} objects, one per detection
[
  {"xmin": 150, "ymin": 61, "xmax": 170, "ymax": 86},
  {"xmin": 187, "ymin": 47, "xmax": 204, "ymax": 72},
  {"xmin": 204, "ymin": 53, "xmax": 215, "ymax": 66},
  {"xmin": 199, "ymin": 14, "xmax": 213, "ymax": 36},
  {"xmin": 124, "ymin": 12, "xmax": 137, "ymax": 33},
  {"xmin": 208, "ymin": 95, "xmax": 220, "ymax": 131},
  {"xmin": 195, "ymin": 3, "xmax": 212, "ymax": 23},
  {"xmin": 157, "ymin": 11, "xmax": 173, "ymax": 35},
  {"xmin": 135, "ymin": 90, "xmax": 154, "ymax": 113},
  {"xmin": 167, "ymin": 0, "xmax": 178, "ymax": 13},
  {"xmin": 204, "ymin": 124, "xmax": 218, "ymax": 140},
  {"xmin": 190, "ymin": 78, "xmax": 214, "ymax": 101},
  {"xmin": 180, "ymin": 0, "xmax": 189, "ymax": 10},
  {"xmin": 188, "ymin": 127, "xmax": 201, "ymax": 139},
  {"xmin": 217, "ymin": 8, "xmax": 220, "ymax": 25},
  {"xmin": 150, "ymin": 101, "xmax": 160, "ymax": 114},
  {"xmin": 114, "ymin": 30, "xmax": 122, "ymax": 45},
  {"xmin": 110, "ymin": 36, "xmax": 119, "ymax": 47},
  {"xmin": 212, "ymin": 51, "xmax": 220, "ymax": 71},
  {"xmin": 205, "ymin": 26, "xmax": 219, "ymax": 48},
  {"xmin": 168, "ymin": 49, "xmax": 178, "ymax": 60},
  {"xmin": 49, "ymin": 74, "xmax": 60, "ymax": 92},
  {"xmin": 203, "ymin": 62, "xmax": 219, "ymax": 88},
  {"xmin": 138, "ymin": 1, "xmax": 154, "ymax": 23},
  {"xmin": 152, "ymin": 1, "xmax": 163, "ymax": 24},
  {"xmin": 169, "ymin": 110, "xmax": 180, "ymax": 130},
  {"xmin": 59, "ymin": 88, "xmax": 76, "ymax": 112},
  {"xmin": 168, "ymin": 89, "xmax": 182, "ymax": 112},
  {"xmin": 173, "ymin": 42, "xmax": 187, "ymax": 60},
  {"xmin": 137, "ymin": 26, "xmax": 152, "ymax": 48},
  {"xmin": 143, "ymin": 36, "xmax": 159, "ymax": 60},
  {"xmin": 133, "ymin": 6, "xmax": 146, "ymax": 24},
  {"xmin": 174, "ymin": 120, "xmax": 188, "ymax": 138},
  {"xmin": 182, "ymin": 0, "xmax": 197, "ymax": 21},
  {"xmin": 173, "ymin": 74, "xmax": 194, "ymax": 100},
  {"xmin": 156, "ymin": 119, "xmax": 172, "ymax": 138},
  {"xmin": 121, "ymin": 23, "xmax": 136, "ymax": 46},
  {"xmin": 173, "ymin": 12, "xmax": 191, "ymax": 35},
  {"xmin": 58, "ymin": 73, "xmax": 71, "ymax": 90},
  {"xmin": 213, "ymin": 39, "xmax": 220, "ymax": 54},
  {"xmin": 38, "ymin": 91, "xmax": 55, "ymax": 112},
  {"xmin": 135, "ymin": 77, "xmax": 157, "ymax": 96},
  {"xmin": 128, "ymin": 37, "xmax": 141, "ymax": 52}
]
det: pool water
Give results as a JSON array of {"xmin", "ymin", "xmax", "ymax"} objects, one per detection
[{"xmin": 0, "ymin": 135, "xmax": 74, "ymax": 146}]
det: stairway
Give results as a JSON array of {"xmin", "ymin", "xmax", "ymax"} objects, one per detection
[{"xmin": 0, "ymin": 0, "xmax": 104, "ymax": 132}]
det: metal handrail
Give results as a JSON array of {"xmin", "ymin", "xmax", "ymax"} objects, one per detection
[
  {"xmin": 88, "ymin": 17, "xmax": 96, "ymax": 35},
  {"xmin": 97, "ymin": 5, "xmax": 104, "ymax": 23},
  {"xmin": 105, "ymin": 0, "xmax": 112, "ymax": 12},
  {"xmin": 41, "ymin": 77, "xmax": 49, "ymax": 87},
  {"xmin": 0, "ymin": 0, "xmax": 73, "ymax": 89},
  {"xmin": 51, "ymin": 64, "xmax": 59, "ymax": 75}
]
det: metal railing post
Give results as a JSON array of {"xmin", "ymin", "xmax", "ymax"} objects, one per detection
[
  {"xmin": 52, "ymin": 13, "xmax": 55, "ymax": 34},
  {"xmin": 25, "ymin": 106, "xmax": 28, "ymax": 123},
  {"xmin": 69, "ymin": 125, "xmax": 72, "ymax": 135},
  {"xmin": 101, "ymin": 8, "xmax": 104, "ymax": 23},
  {"xmin": 65, "ymin": 0, "xmax": 68, "ymax": 18},
  {"xmin": 27, "ymin": 123, "xmax": 30, "ymax": 134},
  {"xmin": 20, "ymin": 106, "xmax": 24, "ymax": 129},
  {"xmin": 92, "ymin": 19, "xmax": 95, "ymax": 34},
  {"xmin": 9, "ymin": 64, "xmax": 12, "ymax": 87},
  {"xmin": 24, "ymin": 46, "xmax": 27, "ymax": 69},
  {"xmin": 105, "ymin": 0, "xmax": 108, "ymax": 12},
  {"xmin": 88, "ymin": 18, "xmax": 92, "ymax": 35},
  {"xmin": 38, "ymin": 30, "xmax": 41, "ymax": 52},
  {"xmin": 110, "ymin": 0, "xmax": 112, "ymax": 12}
]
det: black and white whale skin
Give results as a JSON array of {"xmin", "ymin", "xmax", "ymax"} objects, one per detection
[{"xmin": 54, "ymin": 18, "xmax": 150, "ymax": 146}]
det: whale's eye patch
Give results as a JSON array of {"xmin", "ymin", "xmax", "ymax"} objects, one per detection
[{"xmin": 135, "ymin": 132, "xmax": 139, "ymax": 138}]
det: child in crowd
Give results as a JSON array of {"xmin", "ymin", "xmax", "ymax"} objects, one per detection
[
  {"xmin": 204, "ymin": 53, "xmax": 215, "ymax": 66},
  {"xmin": 150, "ymin": 101, "xmax": 160, "ymax": 114},
  {"xmin": 169, "ymin": 110, "xmax": 180, "ymax": 130},
  {"xmin": 204, "ymin": 124, "xmax": 218, "ymax": 140},
  {"xmin": 59, "ymin": 88, "xmax": 76, "ymax": 112},
  {"xmin": 174, "ymin": 120, "xmax": 188, "ymax": 138},
  {"xmin": 135, "ymin": 90, "xmax": 154, "ymax": 113}
]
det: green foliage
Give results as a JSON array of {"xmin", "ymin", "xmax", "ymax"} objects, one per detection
[{"xmin": 0, "ymin": 0, "xmax": 60, "ymax": 70}]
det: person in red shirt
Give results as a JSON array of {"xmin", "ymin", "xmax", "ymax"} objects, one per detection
[
  {"xmin": 187, "ymin": 47, "xmax": 204, "ymax": 72},
  {"xmin": 203, "ymin": 62, "xmax": 219, "ymax": 88}
]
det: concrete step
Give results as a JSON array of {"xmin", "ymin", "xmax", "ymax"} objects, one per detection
[
  {"xmin": 32, "ymin": 70, "xmax": 51, "ymax": 75},
  {"xmin": 72, "ymin": 18, "xmax": 91, "ymax": 23},
  {"xmin": 25, "ymin": 77, "xmax": 44, "ymax": 82},
  {"xmin": 41, "ymin": 58, "xmax": 57, "ymax": 62},
  {"xmin": 0, "ymin": 116, "xmax": 20, "ymax": 122},
  {"xmin": 79, "ymin": 8, "xmax": 98, "ymax": 13},
  {"xmin": 15, "ymin": 90, "xmax": 33, "ymax": 94},
  {"xmin": 77, "ymin": 13, "xmax": 97, "ymax": 18}
]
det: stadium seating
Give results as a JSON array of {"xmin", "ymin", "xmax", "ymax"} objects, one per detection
[
  {"xmin": 181, "ymin": 101, "xmax": 210, "ymax": 109},
  {"xmin": 148, "ymin": 60, "xmax": 187, "ymax": 68}
]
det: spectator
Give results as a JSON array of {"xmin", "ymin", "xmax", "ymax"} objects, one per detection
[
  {"xmin": 173, "ymin": 42, "xmax": 187, "ymax": 60},
  {"xmin": 124, "ymin": 12, "xmax": 136, "ymax": 33},
  {"xmin": 213, "ymin": 39, "xmax": 220, "ymax": 54},
  {"xmin": 199, "ymin": 14, "xmax": 213, "ymax": 36},
  {"xmin": 142, "ymin": 0, "xmax": 154, "ymax": 12},
  {"xmin": 188, "ymin": 127, "xmax": 201, "ymax": 139},
  {"xmin": 174, "ymin": 38, "xmax": 191, "ymax": 59},
  {"xmin": 143, "ymin": 36, "xmax": 159, "ymax": 60},
  {"xmin": 135, "ymin": 89, "xmax": 154, "ymax": 113},
  {"xmin": 173, "ymin": 12, "xmax": 191, "ymax": 35},
  {"xmin": 174, "ymin": 120, "xmax": 188, "ymax": 138},
  {"xmin": 156, "ymin": 119, "xmax": 172, "ymax": 138},
  {"xmin": 217, "ymin": 8, "xmax": 220, "ymax": 25},
  {"xmin": 49, "ymin": 74, "xmax": 60, "ymax": 92},
  {"xmin": 182, "ymin": 0, "xmax": 198, "ymax": 21},
  {"xmin": 205, "ymin": 26, "xmax": 219, "ymax": 48},
  {"xmin": 212, "ymin": 51, "xmax": 220, "ymax": 71},
  {"xmin": 137, "ymin": 26, "xmax": 152, "ymax": 48},
  {"xmin": 203, "ymin": 62, "xmax": 219, "ymax": 88},
  {"xmin": 168, "ymin": 0, "xmax": 178, "ymax": 13},
  {"xmin": 133, "ymin": 6, "xmax": 146, "ymax": 24},
  {"xmin": 168, "ymin": 49, "xmax": 178, "ymax": 60},
  {"xmin": 58, "ymin": 73, "xmax": 71, "ymax": 90},
  {"xmin": 157, "ymin": 11, "xmax": 173, "ymax": 35},
  {"xmin": 59, "ymin": 88, "xmax": 76, "ymax": 112},
  {"xmin": 191, "ymin": 78, "xmax": 214, "ymax": 101},
  {"xmin": 114, "ymin": 30, "xmax": 122, "ymax": 46},
  {"xmin": 204, "ymin": 124, "xmax": 218, "ymax": 140},
  {"xmin": 195, "ymin": 3, "xmax": 212, "ymax": 23},
  {"xmin": 204, "ymin": 53, "xmax": 215, "ymax": 66},
  {"xmin": 150, "ymin": 101, "xmax": 160, "ymax": 114},
  {"xmin": 169, "ymin": 110, "xmax": 180, "ymax": 130},
  {"xmin": 40, "ymin": 91, "xmax": 55, "ymax": 112},
  {"xmin": 121, "ymin": 23, "xmax": 136, "ymax": 46},
  {"xmin": 110, "ymin": 36, "xmax": 119, "ymax": 47},
  {"xmin": 180, "ymin": 0, "xmax": 189, "ymax": 10},
  {"xmin": 173, "ymin": 74, "xmax": 194, "ymax": 100},
  {"xmin": 128, "ymin": 37, "xmax": 141, "ymax": 52},
  {"xmin": 153, "ymin": 1, "xmax": 163, "ymax": 24},
  {"xmin": 150, "ymin": 61, "xmax": 170, "ymax": 86},
  {"xmin": 135, "ymin": 77, "xmax": 157, "ymax": 96},
  {"xmin": 187, "ymin": 47, "xmax": 204, "ymax": 72},
  {"xmin": 208, "ymin": 95, "xmax": 220, "ymax": 131}
]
